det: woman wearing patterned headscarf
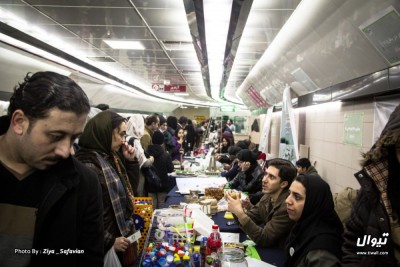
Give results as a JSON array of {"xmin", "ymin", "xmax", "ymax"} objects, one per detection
[
  {"xmin": 125, "ymin": 114, "xmax": 154, "ymax": 196},
  {"xmin": 75, "ymin": 110, "xmax": 138, "ymax": 266}
]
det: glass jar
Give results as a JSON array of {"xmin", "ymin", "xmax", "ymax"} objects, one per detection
[{"xmin": 217, "ymin": 247, "xmax": 248, "ymax": 267}]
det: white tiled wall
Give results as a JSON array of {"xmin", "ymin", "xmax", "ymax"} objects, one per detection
[{"xmin": 267, "ymin": 100, "xmax": 375, "ymax": 194}]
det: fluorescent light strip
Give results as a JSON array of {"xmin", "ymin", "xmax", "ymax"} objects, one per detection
[
  {"xmin": 174, "ymin": 93, "xmax": 189, "ymax": 96},
  {"xmin": 0, "ymin": 33, "xmax": 164, "ymax": 101},
  {"xmin": 0, "ymin": 10, "xmax": 212, "ymax": 107},
  {"xmin": 204, "ymin": 0, "xmax": 233, "ymax": 101},
  {"xmin": 103, "ymin": 40, "xmax": 145, "ymax": 50}
]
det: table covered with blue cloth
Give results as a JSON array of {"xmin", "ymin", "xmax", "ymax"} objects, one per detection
[{"xmin": 163, "ymin": 185, "xmax": 285, "ymax": 267}]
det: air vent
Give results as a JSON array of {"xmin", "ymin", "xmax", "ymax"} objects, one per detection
[
  {"xmin": 162, "ymin": 41, "xmax": 193, "ymax": 51},
  {"xmin": 87, "ymin": 56, "xmax": 116, "ymax": 62}
]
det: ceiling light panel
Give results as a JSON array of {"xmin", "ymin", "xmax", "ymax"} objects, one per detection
[{"xmin": 103, "ymin": 40, "xmax": 145, "ymax": 50}]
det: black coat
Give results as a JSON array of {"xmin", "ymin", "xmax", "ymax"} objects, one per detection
[
  {"xmin": 147, "ymin": 144, "xmax": 174, "ymax": 192},
  {"xmin": 30, "ymin": 157, "xmax": 104, "ymax": 267}
]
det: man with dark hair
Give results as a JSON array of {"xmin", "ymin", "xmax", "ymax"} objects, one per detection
[
  {"xmin": 224, "ymin": 149, "xmax": 264, "ymax": 204},
  {"xmin": 226, "ymin": 158, "xmax": 297, "ymax": 248},
  {"xmin": 140, "ymin": 114, "xmax": 159, "ymax": 150},
  {"xmin": 0, "ymin": 72, "xmax": 104, "ymax": 267},
  {"xmin": 95, "ymin": 103, "xmax": 110, "ymax": 111},
  {"xmin": 295, "ymin": 157, "xmax": 319, "ymax": 176},
  {"xmin": 177, "ymin": 116, "xmax": 188, "ymax": 129},
  {"xmin": 220, "ymin": 146, "xmax": 242, "ymax": 181}
]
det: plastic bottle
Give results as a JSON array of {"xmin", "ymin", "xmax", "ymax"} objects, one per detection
[
  {"xmin": 182, "ymin": 254, "xmax": 191, "ymax": 267},
  {"xmin": 206, "ymin": 225, "xmax": 222, "ymax": 266},
  {"xmin": 167, "ymin": 230, "xmax": 174, "ymax": 245},
  {"xmin": 200, "ymin": 237, "xmax": 207, "ymax": 267},
  {"xmin": 191, "ymin": 246, "xmax": 201, "ymax": 267}
]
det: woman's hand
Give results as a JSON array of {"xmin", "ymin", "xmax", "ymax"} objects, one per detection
[
  {"xmin": 114, "ymin": 236, "xmax": 130, "ymax": 252},
  {"xmin": 240, "ymin": 161, "xmax": 251, "ymax": 172},
  {"xmin": 122, "ymin": 142, "xmax": 136, "ymax": 161}
]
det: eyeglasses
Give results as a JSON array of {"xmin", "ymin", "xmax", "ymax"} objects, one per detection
[{"xmin": 119, "ymin": 132, "xmax": 127, "ymax": 141}]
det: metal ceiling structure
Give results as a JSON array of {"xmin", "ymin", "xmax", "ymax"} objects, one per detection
[
  {"xmin": 0, "ymin": 0, "xmax": 399, "ymax": 113},
  {"xmin": 0, "ymin": 0, "xmax": 300, "ymax": 111}
]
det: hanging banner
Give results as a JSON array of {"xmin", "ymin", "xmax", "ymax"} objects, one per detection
[
  {"xmin": 279, "ymin": 86, "xmax": 299, "ymax": 163},
  {"xmin": 373, "ymin": 95, "xmax": 400, "ymax": 144},
  {"xmin": 258, "ymin": 107, "xmax": 273, "ymax": 154}
]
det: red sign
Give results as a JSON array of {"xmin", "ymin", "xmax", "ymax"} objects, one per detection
[
  {"xmin": 163, "ymin": 85, "xmax": 186, "ymax": 92},
  {"xmin": 152, "ymin": 84, "xmax": 187, "ymax": 92},
  {"xmin": 246, "ymin": 86, "xmax": 267, "ymax": 107}
]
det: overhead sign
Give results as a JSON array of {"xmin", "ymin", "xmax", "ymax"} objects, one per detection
[
  {"xmin": 220, "ymin": 106, "xmax": 235, "ymax": 112},
  {"xmin": 152, "ymin": 84, "xmax": 186, "ymax": 92},
  {"xmin": 246, "ymin": 86, "xmax": 267, "ymax": 107},
  {"xmin": 360, "ymin": 6, "xmax": 400, "ymax": 65}
]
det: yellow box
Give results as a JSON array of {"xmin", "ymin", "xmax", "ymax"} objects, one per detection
[{"xmin": 133, "ymin": 197, "xmax": 153, "ymax": 253}]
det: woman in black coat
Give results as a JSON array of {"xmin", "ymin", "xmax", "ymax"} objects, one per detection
[
  {"xmin": 147, "ymin": 130, "xmax": 174, "ymax": 209},
  {"xmin": 285, "ymin": 174, "xmax": 343, "ymax": 267}
]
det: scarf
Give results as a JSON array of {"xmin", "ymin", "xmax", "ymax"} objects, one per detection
[
  {"xmin": 126, "ymin": 114, "xmax": 147, "ymax": 168},
  {"xmin": 79, "ymin": 111, "xmax": 134, "ymax": 221},
  {"xmin": 285, "ymin": 175, "xmax": 343, "ymax": 267}
]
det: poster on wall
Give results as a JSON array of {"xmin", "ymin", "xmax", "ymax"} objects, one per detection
[
  {"xmin": 258, "ymin": 107, "xmax": 273, "ymax": 154},
  {"xmin": 343, "ymin": 113, "xmax": 364, "ymax": 146},
  {"xmin": 279, "ymin": 87, "xmax": 299, "ymax": 163}
]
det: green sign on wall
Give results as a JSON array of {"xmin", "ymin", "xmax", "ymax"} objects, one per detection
[{"xmin": 343, "ymin": 113, "xmax": 364, "ymax": 146}]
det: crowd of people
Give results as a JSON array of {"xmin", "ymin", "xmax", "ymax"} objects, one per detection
[{"xmin": 0, "ymin": 71, "xmax": 399, "ymax": 267}]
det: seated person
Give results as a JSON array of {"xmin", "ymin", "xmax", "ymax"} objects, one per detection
[
  {"xmin": 220, "ymin": 146, "xmax": 242, "ymax": 181},
  {"xmin": 223, "ymin": 149, "xmax": 264, "ymax": 204},
  {"xmin": 295, "ymin": 158, "xmax": 319, "ymax": 176},
  {"xmin": 333, "ymin": 187, "xmax": 359, "ymax": 224},
  {"xmin": 226, "ymin": 158, "xmax": 297, "ymax": 248},
  {"xmin": 215, "ymin": 136, "xmax": 231, "ymax": 154},
  {"xmin": 215, "ymin": 136, "xmax": 232, "ymax": 161},
  {"xmin": 285, "ymin": 174, "xmax": 343, "ymax": 266}
]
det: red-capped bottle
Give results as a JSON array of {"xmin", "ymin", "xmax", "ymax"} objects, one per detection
[{"xmin": 205, "ymin": 225, "xmax": 222, "ymax": 266}]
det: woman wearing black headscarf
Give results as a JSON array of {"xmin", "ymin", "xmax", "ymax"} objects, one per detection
[
  {"xmin": 285, "ymin": 174, "xmax": 343, "ymax": 267},
  {"xmin": 75, "ymin": 111, "xmax": 138, "ymax": 266}
]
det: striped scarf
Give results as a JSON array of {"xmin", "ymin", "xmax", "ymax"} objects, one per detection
[{"xmin": 96, "ymin": 152, "xmax": 133, "ymax": 236}]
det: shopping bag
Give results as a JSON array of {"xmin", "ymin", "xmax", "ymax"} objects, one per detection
[{"xmin": 104, "ymin": 247, "xmax": 122, "ymax": 267}]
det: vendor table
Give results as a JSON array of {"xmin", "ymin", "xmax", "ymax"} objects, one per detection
[{"xmin": 161, "ymin": 185, "xmax": 285, "ymax": 267}]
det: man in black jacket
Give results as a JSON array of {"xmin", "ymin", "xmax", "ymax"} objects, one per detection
[
  {"xmin": 342, "ymin": 104, "xmax": 400, "ymax": 266},
  {"xmin": 0, "ymin": 72, "xmax": 104, "ymax": 267}
]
